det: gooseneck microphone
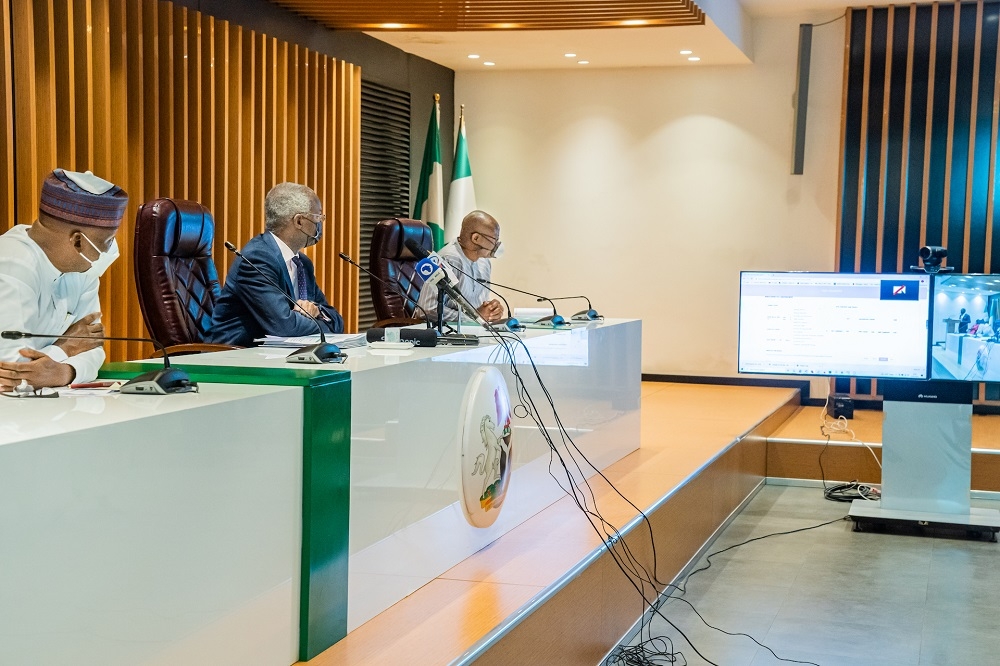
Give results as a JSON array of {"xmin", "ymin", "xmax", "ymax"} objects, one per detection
[
  {"xmin": 402, "ymin": 239, "xmax": 487, "ymax": 325},
  {"xmin": 438, "ymin": 261, "xmax": 524, "ymax": 332},
  {"xmin": 223, "ymin": 241, "xmax": 344, "ymax": 364},
  {"xmin": 543, "ymin": 295, "xmax": 602, "ymax": 321},
  {"xmin": 337, "ymin": 252, "xmax": 435, "ymax": 328},
  {"xmin": 475, "ymin": 278, "xmax": 568, "ymax": 327},
  {"xmin": 0, "ymin": 330, "xmax": 196, "ymax": 394}
]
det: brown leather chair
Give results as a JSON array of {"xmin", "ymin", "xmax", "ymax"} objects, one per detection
[
  {"xmin": 369, "ymin": 218, "xmax": 433, "ymax": 327},
  {"xmin": 133, "ymin": 198, "xmax": 235, "ymax": 354}
]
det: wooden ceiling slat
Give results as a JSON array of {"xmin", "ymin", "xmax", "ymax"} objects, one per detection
[{"xmin": 267, "ymin": 0, "xmax": 703, "ymax": 32}]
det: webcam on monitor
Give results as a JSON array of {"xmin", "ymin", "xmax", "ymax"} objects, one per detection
[{"xmin": 912, "ymin": 245, "xmax": 953, "ymax": 274}]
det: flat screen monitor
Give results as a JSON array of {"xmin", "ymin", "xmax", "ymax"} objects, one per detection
[
  {"xmin": 930, "ymin": 274, "xmax": 1000, "ymax": 381},
  {"xmin": 739, "ymin": 272, "xmax": 931, "ymax": 379}
]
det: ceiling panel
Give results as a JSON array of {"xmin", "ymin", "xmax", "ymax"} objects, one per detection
[
  {"xmin": 267, "ymin": 0, "xmax": 705, "ymax": 31},
  {"xmin": 371, "ymin": 19, "xmax": 751, "ymax": 70}
]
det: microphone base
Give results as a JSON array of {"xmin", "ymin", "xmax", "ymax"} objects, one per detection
[
  {"xmin": 437, "ymin": 333, "xmax": 480, "ymax": 346},
  {"xmin": 536, "ymin": 314, "xmax": 569, "ymax": 327},
  {"xmin": 571, "ymin": 309, "xmax": 602, "ymax": 321},
  {"xmin": 496, "ymin": 317, "xmax": 524, "ymax": 332},
  {"xmin": 120, "ymin": 368, "xmax": 198, "ymax": 395},
  {"xmin": 286, "ymin": 343, "xmax": 345, "ymax": 364}
]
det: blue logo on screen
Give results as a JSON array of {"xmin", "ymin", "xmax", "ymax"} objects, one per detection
[{"xmin": 879, "ymin": 280, "xmax": 919, "ymax": 301}]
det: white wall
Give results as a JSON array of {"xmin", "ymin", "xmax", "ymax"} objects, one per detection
[{"xmin": 455, "ymin": 15, "xmax": 845, "ymax": 392}]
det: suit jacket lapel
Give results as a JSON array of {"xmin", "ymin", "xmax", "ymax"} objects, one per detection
[{"xmin": 259, "ymin": 232, "xmax": 296, "ymax": 297}]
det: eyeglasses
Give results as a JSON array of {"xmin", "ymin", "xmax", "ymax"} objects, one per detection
[{"xmin": 300, "ymin": 212, "xmax": 327, "ymax": 225}]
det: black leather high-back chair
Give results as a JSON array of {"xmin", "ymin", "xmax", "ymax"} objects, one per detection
[
  {"xmin": 368, "ymin": 218, "xmax": 433, "ymax": 327},
  {"xmin": 133, "ymin": 198, "xmax": 235, "ymax": 354}
]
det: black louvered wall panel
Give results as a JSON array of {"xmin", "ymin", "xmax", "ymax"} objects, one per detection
[
  {"xmin": 838, "ymin": 1, "xmax": 1000, "ymax": 406},
  {"xmin": 360, "ymin": 80, "xmax": 411, "ymax": 330}
]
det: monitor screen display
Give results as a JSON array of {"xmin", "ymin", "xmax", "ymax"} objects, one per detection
[
  {"xmin": 930, "ymin": 274, "xmax": 1000, "ymax": 381},
  {"xmin": 739, "ymin": 272, "xmax": 931, "ymax": 379}
]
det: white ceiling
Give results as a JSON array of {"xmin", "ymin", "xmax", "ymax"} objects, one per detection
[
  {"xmin": 370, "ymin": 18, "xmax": 751, "ymax": 71},
  {"xmin": 741, "ymin": 0, "xmax": 886, "ymax": 17},
  {"xmin": 367, "ymin": 0, "xmax": 896, "ymax": 71}
]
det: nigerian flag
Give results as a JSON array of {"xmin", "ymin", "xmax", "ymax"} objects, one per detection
[
  {"xmin": 445, "ymin": 106, "xmax": 476, "ymax": 243},
  {"xmin": 413, "ymin": 94, "xmax": 445, "ymax": 250}
]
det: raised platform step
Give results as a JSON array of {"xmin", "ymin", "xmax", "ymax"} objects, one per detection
[
  {"xmin": 302, "ymin": 383, "xmax": 800, "ymax": 665},
  {"xmin": 768, "ymin": 406, "xmax": 1000, "ymax": 492}
]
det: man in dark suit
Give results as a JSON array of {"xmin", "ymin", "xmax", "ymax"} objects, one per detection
[{"xmin": 210, "ymin": 182, "xmax": 344, "ymax": 346}]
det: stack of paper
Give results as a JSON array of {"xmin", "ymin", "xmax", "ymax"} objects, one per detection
[{"xmin": 256, "ymin": 333, "xmax": 368, "ymax": 349}]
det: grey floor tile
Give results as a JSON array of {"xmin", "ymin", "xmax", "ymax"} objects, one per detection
[
  {"xmin": 921, "ymin": 598, "xmax": 1000, "ymax": 643},
  {"xmin": 751, "ymin": 645, "xmax": 916, "ymax": 666},
  {"xmin": 763, "ymin": 615, "xmax": 921, "ymax": 663},
  {"xmin": 683, "ymin": 555, "xmax": 806, "ymax": 591},
  {"xmin": 609, "ymin": 486, "xmax": 1000, "ymax": 666},
  {"xmin": 643, "ymin": 603, "xmax": 772, "ymax": 666},
  {"xmin": 679, "ymin": 582, "xmax": 790, "ymax": 620},
  {"xmin": 775, "ymin": 594, "xmax": 924, "ymax": 633},
  {"xmin": 919, "ymin": 631, "xmax": 1000, "ymax": 666}
]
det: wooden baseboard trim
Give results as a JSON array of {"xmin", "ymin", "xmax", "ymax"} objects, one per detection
[{"xmin": 641, "ymin": 374, "xmax": 813, "ymax": 401}]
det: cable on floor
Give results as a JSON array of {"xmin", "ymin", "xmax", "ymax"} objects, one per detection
[
  {"xmin": 607, "ymin": 517, "xmax": 847, "ymax": 666},
  {"xmin": 481, "ymin": 327, "xmax": 814, "ymax": 666}
]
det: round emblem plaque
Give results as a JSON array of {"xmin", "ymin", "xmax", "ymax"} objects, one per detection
[{"xmin": 458, "ymin": 367, "xmax": 514, "ymax": 528}]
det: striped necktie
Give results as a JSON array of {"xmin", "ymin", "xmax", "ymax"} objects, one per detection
[{"xmin": 291, "ymin": 255, "xmax": 309, "ymax": 301}]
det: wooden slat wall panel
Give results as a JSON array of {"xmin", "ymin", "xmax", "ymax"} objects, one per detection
[
  {"xmin": 838, "ymin": 0, "xmax": 1000, "ymax": 406},
  {"xmin": 269, "ymin": 0, "xmax": 704, "ymax": 31},
  {"xmin": 0, "ymin": 0, "xmax": 12, "ymax": 226},
  {"xmin": 1, "ymin": 0, "xmax": 361, "ymax": 361}
]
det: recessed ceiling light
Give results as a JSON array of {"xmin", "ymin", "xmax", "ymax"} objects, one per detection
[
  {"xmin": 484, "ymin": 61, "xmax": 495, "ymax": 66},
  {"xmin": 622, "ymin": 19, "xmax": 647, "ymax": 26},
  {"xmin": 468, "ymin": 54, "xmax": 480, "ymax": 59},
  {"xmin": 687, "ymin": 56, "xmax": 701, "ymax": 62},
  {"xmin": 381, "ymin": 23, "xmax": 404, "ymax": 29},
  {"xmin": 564, "ymin": 53, "xmax": 577, "ymax": 58},
  {"xmin": 680, "ymin": 50, "xmax": 693, "ymax": 55},
  {"xmin": 578, "ymin": 60, "xmax": 589, "ymax": 65}
]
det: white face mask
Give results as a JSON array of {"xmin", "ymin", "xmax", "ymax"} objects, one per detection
[
  {"xmin": 490, "ymin": 241, "xmax": 505, "ymax": 259},
  {"xmin": 78, "ymin": 233, "xmax": 120, "ymax": 277}
]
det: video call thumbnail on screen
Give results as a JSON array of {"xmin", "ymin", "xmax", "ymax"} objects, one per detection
[{"xmin": 931, "ymin": 275, "xmax": 1000, "ymax": 382}]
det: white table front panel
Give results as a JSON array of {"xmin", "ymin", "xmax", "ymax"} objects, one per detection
[
  {"xmin": 132, "ymin": 320, "xmax": 643, "ymax": 633},
  {"xmin": 347, "ymin": 319, "xmax": 641, "ymax": 629},
  {"xmin": 0, "ymin": 384, "xmax": 303, "ymax": 666}
]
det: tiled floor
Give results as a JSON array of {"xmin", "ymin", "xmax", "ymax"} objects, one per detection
[{"xmin": 612, "ymin": 485, "xmax": 1000, "ymax": 666}]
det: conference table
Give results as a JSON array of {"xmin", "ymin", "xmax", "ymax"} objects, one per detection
[{"xmin": 3, "ymin": 319, "xmax": 640, "ymax": 665}]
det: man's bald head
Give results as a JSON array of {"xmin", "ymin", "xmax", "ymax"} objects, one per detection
[
  {"xmin": 456, "ymin": 210, "xmax": 502, "ymax": 261},
  {"xmin": 461, "ymin": 210, "xmax": 499, "ymax": 238}
]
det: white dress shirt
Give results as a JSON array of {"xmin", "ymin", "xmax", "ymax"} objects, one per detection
[
  {"xmin": 270, "ymin": 232, "xmax": 299, "ymax": 288},
  {"xmin": 417, "ymin": 240, "xmax": 492, "ymax": 322},
  {"xmin": 0, "ymin": 224, "xmax": 104, "ymax": 383}
]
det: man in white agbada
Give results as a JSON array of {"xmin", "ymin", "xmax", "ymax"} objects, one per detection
[
  {"xmin": 0, "ymin": 168, "xmax": 128, "ymax": 391},
  {"xmin": 417, "ymin": 210, "xmax": 505, "ymax": 324}
]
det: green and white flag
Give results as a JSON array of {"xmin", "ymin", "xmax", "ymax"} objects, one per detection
[
  {"xmin": 413, "ymin": 94, "xmax": 445, "ymax": 250},
  {"xmin": 445, "ymin": 106, "xmax": 476, "ymax": 243}
]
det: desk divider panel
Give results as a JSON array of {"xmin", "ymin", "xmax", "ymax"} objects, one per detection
[{"xmin": 100, "ymin": 361, "xmax": 351, "ymax": 661}]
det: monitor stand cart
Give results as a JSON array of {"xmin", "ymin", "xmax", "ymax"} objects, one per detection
[{"xmin": 848, "ymin": 380, "xmax": 1000, "ymax": 540}]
